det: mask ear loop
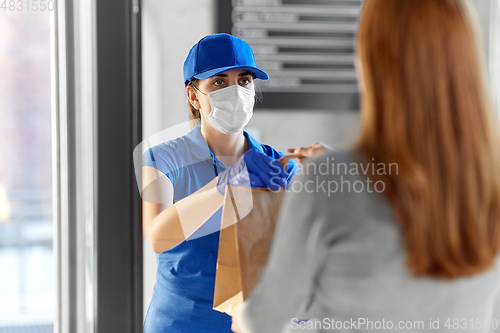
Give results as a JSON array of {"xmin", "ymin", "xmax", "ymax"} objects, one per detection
[
  {"xmin": 192, "ymin": 85, "xmax": 208, "ymax": 96},
  {"xmin": 186, "ymin": 84, "xmax": 207, "ymax": 111},
  {"xmin": 191, "ymin": 85, "xmax": 215, "ymax": 119}
]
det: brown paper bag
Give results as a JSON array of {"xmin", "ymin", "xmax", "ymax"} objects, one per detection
[{"xmin": 213, "ymin": 185, "xmax": 286, "ymax": 316}]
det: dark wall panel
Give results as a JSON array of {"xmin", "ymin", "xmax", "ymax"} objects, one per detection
[{"xmin": 217, "ymin": 0, "xmax": 362, "ymax": 111}]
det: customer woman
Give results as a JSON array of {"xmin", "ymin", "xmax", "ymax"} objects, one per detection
[
  {"xmin": 141, "ymin": 33, "xmax": 297, "ymax": 332},
  {"xmin": 232, "ymin": 0, "xmax": 500, "ymax": 332}
]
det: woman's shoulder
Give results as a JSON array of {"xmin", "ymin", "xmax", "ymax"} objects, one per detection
[
  {"xmin": 157, "ymin": 134, "xmax": 191, "ymax": 151},
  {"xmin": 144, "ymin": 134, "xmax": 191, "ymax": 159},
  {"xmin": 142, "ymin": 134, "xmax": 194, "ymax": 172}
]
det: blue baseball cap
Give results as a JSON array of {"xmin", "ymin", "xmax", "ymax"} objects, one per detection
[{"xmin": 183, "ymin": 33, "xmax": 269, "ymax": 85}]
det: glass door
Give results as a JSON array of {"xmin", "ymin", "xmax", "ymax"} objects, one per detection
[{"xmin": 0, "ymin": 4, "xmax": 54, "ymax": 331}]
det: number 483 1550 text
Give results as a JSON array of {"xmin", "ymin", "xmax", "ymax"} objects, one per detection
[{"xmin": 1, "ymin": 0, "xmax": 55, "ymax": 11}]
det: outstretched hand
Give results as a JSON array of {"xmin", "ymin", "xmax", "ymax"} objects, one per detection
[
  {"xmin": 287, "ymin": 142, "xmax": 335, "ymax": 163},
  {"xmin": 216, "ymin": 148, "xmax": 289, "ymax": 195}
]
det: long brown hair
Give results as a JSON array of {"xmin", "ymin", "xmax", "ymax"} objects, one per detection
[{"xmin": 356, "ymin": 0, "xmax": 500, "ymax": 278}]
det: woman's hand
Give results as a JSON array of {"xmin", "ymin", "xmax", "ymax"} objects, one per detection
[{"xmin": 287, "ymin": 142, "xmax": 335, "ymax": 163}]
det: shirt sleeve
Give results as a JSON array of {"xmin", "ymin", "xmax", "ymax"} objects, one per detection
[
  {"xmin": 235, "ymin": 167, "xmax": 331, "ymax": 333},
  {"xmin": 142, "ymin": 145, "xmax": 174, "ymax": 183}
]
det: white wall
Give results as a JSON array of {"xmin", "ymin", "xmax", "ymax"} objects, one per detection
[
  {"xmin": 246, "ymin": 111, "xmax": 360, "ymax": 152},
  {"xmin": 489, "ymin": 0, "xmax": 500, "ymax": 120},
  {"xmin": 472, "ymin": 0, "xmax": 491, "ymax": 55},
  {"xmin": 142, "ymin": 0, "xmax": 216, "ymax": 140}
]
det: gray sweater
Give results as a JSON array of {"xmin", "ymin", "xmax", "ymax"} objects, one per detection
[{"xmin": 237, "ymin": 150, "xmax": 500, "ymax": 333}]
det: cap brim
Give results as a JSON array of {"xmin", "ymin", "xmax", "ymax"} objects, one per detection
[{"xmin": 194, "ymin": 66, "xmax": 269, "ymax": 81}]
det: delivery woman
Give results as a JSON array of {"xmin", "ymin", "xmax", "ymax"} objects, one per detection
[{"xmin": 141, "ymin": 33, "xmax": 297, "ymax": 333}]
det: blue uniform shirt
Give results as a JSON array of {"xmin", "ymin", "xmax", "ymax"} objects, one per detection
[{"xmin": 142, "ymin": 125, "xmax": 296, "ymax": 332}]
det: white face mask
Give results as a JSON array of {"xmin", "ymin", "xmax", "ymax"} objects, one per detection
[{"xmin": 195, "ymin": 85, "xmax": 255, "ymax": 135}]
